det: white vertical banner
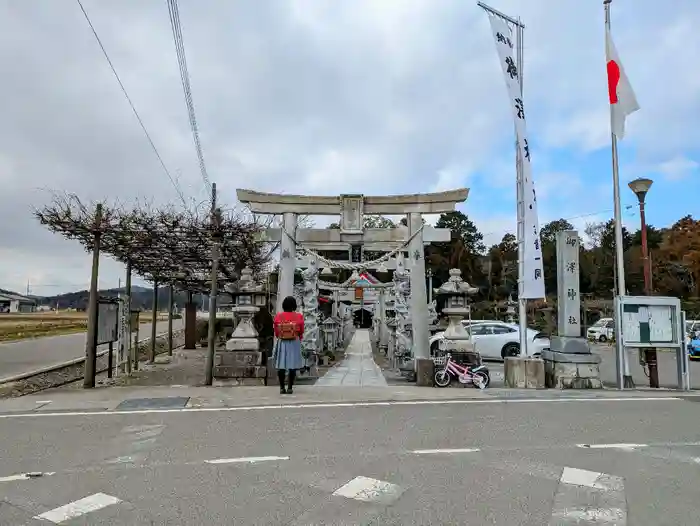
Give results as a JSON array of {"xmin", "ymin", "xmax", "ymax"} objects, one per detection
[{"xmin": 487, "ymin": 15, "xmax": 545, "ymax": 299}]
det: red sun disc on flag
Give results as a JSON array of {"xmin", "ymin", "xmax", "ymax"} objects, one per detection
[{"xmin": 607, "ymin": 59, "xmax": 620, "ymax": 104}]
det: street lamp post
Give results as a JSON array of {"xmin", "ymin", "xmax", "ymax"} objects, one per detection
[{"xmin": 628, "ymin": 177, "xmax": 658, "ymax": 388}]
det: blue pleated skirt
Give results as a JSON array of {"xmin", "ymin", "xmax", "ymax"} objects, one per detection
[{"xmin": 273, "ymin": 338, "xmax": 304, "ymax": 370}]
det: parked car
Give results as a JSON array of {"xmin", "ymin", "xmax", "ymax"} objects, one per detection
[
  {"xmin": 429, "ymin": 321, "xmax": 550, "ymax": 360},
  {"xmin": 688, "ymin": 338, "xmax": 700, "ymax": 360},
  {"xmin": 587, "ymin": 318, "xmax": 615, "ymax": 342}
]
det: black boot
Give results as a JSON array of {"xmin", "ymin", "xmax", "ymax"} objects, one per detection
[
  {"xmin": 278, "ymin": 370, "xmax": 286, "ymax": 394},
  {"xmin": 287, "ymin": 369, "xmax": 296, "ymax": 394}
]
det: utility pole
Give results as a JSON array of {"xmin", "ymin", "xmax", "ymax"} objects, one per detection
[
  {"xmin": 125, "ymin": 260, "xmax": 132, "ymax": 375},
  {"xmin": 205, "ymin": 182, "xmax": 220, "ymax": 386},
  {"xmin": 84, "ymin": 203, "xmax": 103, "ymax": 388}
]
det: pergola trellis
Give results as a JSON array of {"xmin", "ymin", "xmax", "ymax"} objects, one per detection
[
  {"xmin": 34, "ymin": 193, "xmax": 272, "ymax": 292},
  {"xmin": 34, "ymin": 192, "xmax": 275, "ymax": 388}
]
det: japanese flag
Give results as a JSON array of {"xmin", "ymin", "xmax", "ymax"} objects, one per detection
[{"xmin": 606, "ymin": 28, "xmax": 639, "ymax": 139}]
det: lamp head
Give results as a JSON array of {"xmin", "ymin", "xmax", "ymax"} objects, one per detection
[{"xmin": 628, "ymin": 177, "xmax": 653, "ymax": 203}]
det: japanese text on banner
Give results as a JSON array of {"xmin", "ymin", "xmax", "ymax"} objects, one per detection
[{"xmin": 487, "ymin": 15, "xmax": 545, "ymax": 299}]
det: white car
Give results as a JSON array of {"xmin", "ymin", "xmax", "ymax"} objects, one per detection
[
  {"xmin": 429, "ymin": 321, "xmax": 550, "ymax": 360},
  {"xmin": 586, "ymin": 318, "xmax": 615, "ymax": 342}
]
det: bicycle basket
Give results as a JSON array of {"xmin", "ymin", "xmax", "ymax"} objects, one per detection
[{"xmin": 433, "ymin": 356, "xmax": 447, "ymax": 366}]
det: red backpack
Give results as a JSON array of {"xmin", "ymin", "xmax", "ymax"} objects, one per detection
[{"xmin": 278, "ymin": 321, "xmax": 297, "ymax": 340}]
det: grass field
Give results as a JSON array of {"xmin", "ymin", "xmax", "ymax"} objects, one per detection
[{"xmin": 0, "ymin": 311, "xmax": 165, "ymax": 343}]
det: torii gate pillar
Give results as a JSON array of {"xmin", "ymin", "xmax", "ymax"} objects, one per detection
[
  {"xmin": 408, "ymin": 212, "xmax": 430, "ymax": 363},
  {"xmin": 277, "ymin": 212, "xmax": 297, "ymax": 313}
]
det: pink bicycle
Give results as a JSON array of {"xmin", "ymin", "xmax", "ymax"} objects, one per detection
[{"xmin": 433, "ymin": 353, "xmax": 490, "ymax": 389}]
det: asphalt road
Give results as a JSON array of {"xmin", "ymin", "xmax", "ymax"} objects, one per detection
[
  {"xmin": 0, "ymin": 396, "xmax": 698, "ymax": 524},
  {"xmin": 0, "ymin": 319, "xmax": 182, "ymax": 381}
]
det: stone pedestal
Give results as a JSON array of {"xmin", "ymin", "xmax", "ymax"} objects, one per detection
[
  {"xmin": 541, "ymin": 230, "xmax": 602, "ymax": 389},
  {"xmin": 504, "ymin": 357, "xmax": 545, "ymax": 388},
  {"xmin": 213, "ymin": 337, "xmax": 266, "ymax": 385},
  {"xmin": 541, "ymin": 337, "xmax": 603, "ymax": 389},
  {"xmin": 415, "ymin": 357, "xmax": 434, "ymax": 387}
]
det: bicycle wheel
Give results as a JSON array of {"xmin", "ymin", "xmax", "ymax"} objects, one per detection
[
  {"xmin": 434, "ymin": 369, "xmax": 452, "ymax": 388},
  {"xmin": 472, "ymin": 371, "xmax": 488, "ymax": 390}
]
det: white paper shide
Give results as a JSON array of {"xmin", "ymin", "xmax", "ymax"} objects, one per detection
[{"xmin": 488, "ymin": 15, "xmax": 545, "ymax": 299}]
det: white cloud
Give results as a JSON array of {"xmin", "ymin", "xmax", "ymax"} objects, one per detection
[
  {"xmin": 0, "ymin": 0, "xmax": 697, "ymax": 294},
  {"xmin": 657, "ymin": 156, "xmax": 699, "ymax": 181}
]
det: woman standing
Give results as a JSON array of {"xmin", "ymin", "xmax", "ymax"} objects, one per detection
[{"xmin": 273, "ymin": 296, "xmax": 305, "ymax": 394}]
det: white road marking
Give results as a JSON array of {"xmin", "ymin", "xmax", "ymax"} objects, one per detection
[
  {"xmin": 0, "ymin": 396, "xmax": 680, "ymax": 419},
  {"xmin": 205, "ymin": 456, "xmax": 289, "ymax": 464},
  {"xmin": 34, "ymin": 493, "xmax": 122, "ymax": 524},
  {"xmin": 560, "ymin": 467, "xmax": 609, "ymax": 490},
  {"xmin": 412, "ymin": 448, "xmax": 481, "ymax": 454},
  {"xmin": 578, "ymin": 443, "xmax": 647, "ymax": 450},
  {"xmin": 550, "ymin": 467, "xmax": 626, "ymax": 525},
  {"xmin": 553, "ymin": 508, "xmax": 627, "ymax": 523},
  {"xmin": 0, "ymin": 472, "xmax": 55, "ymax": 482},
  {"xmin": 333, "ymin": 476, "xmax": 403, "ymax": 503}
]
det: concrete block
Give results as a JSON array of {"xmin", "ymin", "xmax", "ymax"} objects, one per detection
[
  {"xmin": 542, "ymin": 351, "xmax": 603, "ymax": 389},
  {"xmin": 504, "ymin": 357, "xmax": 545, "ymax": 389},
  {"xmin": 215, "ymin": 351, "xmax": 263, "ymax": 367},
  {"xmin": 416, "ymin": 357, "xmax": 434, "ymax": 387}
]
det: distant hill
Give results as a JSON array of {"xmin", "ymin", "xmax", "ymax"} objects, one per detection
[{"xmin": 36, "ymin": 286, "xmax": 205, "ymax": 311}]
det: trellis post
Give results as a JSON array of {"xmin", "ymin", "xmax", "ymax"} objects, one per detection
[{"xmin": 149, "ymin": 280, "xmax": 159, "ymax": 363}]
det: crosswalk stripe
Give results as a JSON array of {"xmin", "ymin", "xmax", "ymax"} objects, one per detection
[
  {"xmin": 549, "ymin": 467, "xmax": 626, "ymax": 525},
  {"xmin": 34, "ymin": 493, "xmax": 121, "ymax": 524}
]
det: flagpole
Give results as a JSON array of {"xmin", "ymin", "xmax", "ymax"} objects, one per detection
[
  {"xmin": 515, "ymin": 17, "xmax": 528, "ymax": 358},
  {"xmin": 604, "ymin": 0, "xmax": 634, "ymax": 388},
  {"xmin": 477, "ymin": 1, "xmax": 529, "ymax": 356}
]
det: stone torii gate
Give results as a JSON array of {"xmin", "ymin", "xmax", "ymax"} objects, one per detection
[{"xmin": 236, "ymin": 189, "xmax": 468, "ymax": 384}]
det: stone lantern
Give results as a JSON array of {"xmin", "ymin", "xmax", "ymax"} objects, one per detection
[
  {"xmin": 322, "ymin": 316, "xmax": 338, "ymax": 354},
  {"xmin": 436, "ymin": 268, "xmax": 479, "ymax": 364},
  {"xmin": 505, "ymin": 294, "xmax": 516, "ymax": 323},
  {"xmin": 213, "ymin": 267, "xmax": 267, "ymax": 384}
]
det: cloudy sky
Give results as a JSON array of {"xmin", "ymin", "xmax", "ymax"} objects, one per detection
[{"xmin": 1, "ymin": 0, "xmax": 698, "ymax": 296}]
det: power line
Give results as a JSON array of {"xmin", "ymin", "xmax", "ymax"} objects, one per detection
[
  {"xmin": 166, "ymin": 0, "xmax": 212, "ymax": 194},
  {"xmin": 74, "ymin": 0, "xmax": 188, "ymax": 207},
  {"xmin": 479, "ymin": 204, "xmax": 636, "ymax": 240}
]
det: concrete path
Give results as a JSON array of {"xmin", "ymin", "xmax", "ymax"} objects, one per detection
[
  {"xmin": 0, "ymin": 319, "xmax": 182, "ymax": 381},
  {"xmin": 315, "ymin": 329, "xmax": 388, "ymax": 387}
]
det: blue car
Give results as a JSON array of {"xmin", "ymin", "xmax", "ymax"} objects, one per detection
[{"xmin": 688, "ymin": 339, "xmax": 700, "ymax": 360}]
